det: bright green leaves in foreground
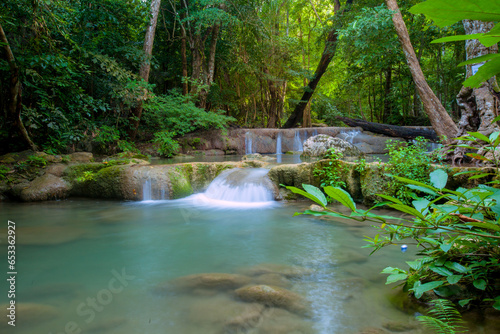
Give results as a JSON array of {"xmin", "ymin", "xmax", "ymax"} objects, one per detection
[
  {"xmin": 288, "ymin": 157, "xmax": 500, "ymax": 310},
  {"xmin": 410, "ymin": 0, "xmax": 500, "ymax": 88}
]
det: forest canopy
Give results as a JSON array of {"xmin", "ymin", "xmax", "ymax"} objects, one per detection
[{"xmin": 0, "ymin": 0, "xmax": 488, "ymax": 154}]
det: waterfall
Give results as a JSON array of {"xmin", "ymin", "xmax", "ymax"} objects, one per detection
[
  {"xmin": 142, "ymin": 178, "xmax": 168, "ymax": 201},
  {"xmin": 293, "ymin": 130, "xmax": 304, "ymax": 152},
  {"xmin": 338, "ymin": 130, "xmax": 361, "ymax": 144},
  {"xmin": 142, "ymin": 178, "xmax": 152, "ymax": 201},
  {"xmin": 193, "ymin": 168, "xmax": 276, "ymax": 207},
  {"xmin": 312, "ymin": 129, "xmax": 318, "ymax": 136},
  {"xmin": 245, "ymin": 132, "xmax": 254, "ymax": 155},
  {"xmin": 276, "ymin": 132, "xmax": 282, "ymax": 154}
]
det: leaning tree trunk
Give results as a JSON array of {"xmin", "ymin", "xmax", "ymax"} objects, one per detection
[
  {"xmin": 128, "ymin": 0, "xmax": 162, "ymax": 140},
  {"xmin": 0, "ymin": 23, "xmax": 37, "ymax": 151},
  {"xmin": 283, "ymin": 0, "xmax": 352, "ymax": 128},
  {"xmin": 453, "ymin": 20, "xmax": 499, "ymax": 163},
  {"xmin": 385, "ymin": 0, "xmax": 458, "ymax": 142}
]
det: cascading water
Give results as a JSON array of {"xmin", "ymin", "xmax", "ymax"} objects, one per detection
[
  {"xmin": 338, "ymin": 130, "xmax": 361, "ymax": 144},
  {"xmin": 194, "ymin": 168, "xmax": 276, "ymax": 208},
  {"xmin": 245, "ymin": 132, "xmax": 254, "ymax": 155},
  {"xmin": 276, "ymin": 132, "xmax": 283, "ymax": 163},
  {"xmin": 142, "ymin": 177, "xmax": 168, "ymax": 201},
  {"xmin": 293, "ymin": 130, "xmax": 304, "ymax": 151}
]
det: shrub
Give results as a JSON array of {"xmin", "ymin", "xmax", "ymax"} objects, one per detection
[
  {"xmin": 313, "ymin": 148, "xmax": 347, "ymax": 201},
  {"xmin": 153, "ymin": 131, "xmax": 180, "ymax": 157}
]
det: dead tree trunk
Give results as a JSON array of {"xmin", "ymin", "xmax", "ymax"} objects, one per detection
[
  {"xmin": 128, "ymin": 0, "xmax": 162, "ymax": 140},
  {"xmin": 0, "ymin": 23, "xmax": 37, "ymax": 151},
  {"xmin": 385, "ymin": 0, "xmax": 457, "ymax": 142},
  {"xmin": 283, "ymin": 0, "xmax": 353, "ymax": 128},
  {"xmin": 337, "ymin": 117, "xmax": 438, "ymax": 141},
  {"xmin": 453, "ymin": 20, "xmax": 499, "ymax": 162}
]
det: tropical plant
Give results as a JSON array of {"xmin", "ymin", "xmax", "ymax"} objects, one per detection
[
  {"xmin": 153, "ymin": 131, "xmax": 180, "ymax": 157},
  {"xmin": 313, "ymin": 148, "xmax": 347, "ymax": 198},
  {"xmin": 417, "ymin": 299, "xmax": 466, "ymax": 334}
]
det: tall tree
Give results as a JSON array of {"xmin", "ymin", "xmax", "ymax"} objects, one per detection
[
  {"xmin": 129, "ymin": 0, "xmax": 162, "ymax": 140},
  {"xmin": 283, "ymin": 0, "xmax": 352, "ymax": 128},
  {"xmin": 0, "ymin": 23, "xmax": 37, "ymax": 151},
  {"xmin": 385, "ymin": 0, "xmax": 457, "ymax": 141}
]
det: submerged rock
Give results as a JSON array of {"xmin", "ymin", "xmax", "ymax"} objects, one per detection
[
  {"xmin": 0, "ymin": 226, "xmax": 87, "ymax": 246},
  {"xmin": 238, "ymin": 263, "xmax": 314, "ymax": 279},
  {"xmin": 155, "ymin": 273, "xmax": 251, "ymax": 293},
  {"xmin": 259, "ymin": 308, "xmax": 314, "ymax": 334},
  {"xmin": 302, "ymin": 135, "xmax": 363, "ymax": 157},
  {"xmin": 0, "ymin": 303, "xmax": 59, "ymax": 327},
  {"xmin": 223, "ymin": 303, "xmax": 265, "ymax": 333},
  {"xmin": 234, "ymin": 285, "xmax": 308, "ymax": 315}
]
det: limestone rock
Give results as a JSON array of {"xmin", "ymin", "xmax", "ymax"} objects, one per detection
[
  {"xmin": 45, "ymin": 163, "xmax": 67, "ymax": 177},
  {"xmin": 69, "ymin": 152, "xmax": 93, "ymax": 162},
  {"xmin": 156, "ymin": 273, "xmax": 251, "ymax": 293},
  {"xmin": 234, "ymin": 285, "xmax": 308, "ymax": 315},
  {"xmin": 19, "ymin": 174, "xmax": 71, "ymax": 201},
  {"xmin": 223, "ymin": 303, "xmax": 265, "ymax": 333},
  {"xmin": 0, "ymin": 226, "xmax": 87, "ymax": 246},
  {"xmin": 302, "ymin": 135, "xmax": 363, "ymax": 157},
  {"xmin": 238, "ymin": 263, "xmax": 314, "ymax": 279}
]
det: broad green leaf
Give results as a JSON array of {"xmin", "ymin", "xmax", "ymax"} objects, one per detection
[
  {"xmin": 388, "ymin": 203, "xmax": 426, "ymax": 220},
  {"xmin": 377, "ymin": 194, "xmax": 404, "ymax": 205},
  {"xmin": 413, "ymin": 198, "xmax": 430, "ymax": 214},
  {"xmin": 412, "ymin": 281, "xmax": 445, "ymax": 299},
  {"xmin": 430, "ymin": 265, "xmax": 453, "ymax": 277},
  {"xmin": 445, "ymin": 261, "xmax": 469, "ymax": 274},
  {"xmin": 430, "ymin": 169, "xmax": 448, "ymax": 190},
  {"xmin": 386, "ymin": 273, "xmax": 408, "ymax": 285},
  {"xmin": 439, "ymin": 242, "xmax": 453, "ymax": 253},
  {"xmin": 467, "ymin": 132, "xmax": 490, "ymax": 143},
  {"xmin": 406, "ymin": 184, "xmax": 439, "ymax": 196},
  {"xmin": 463, "ymin": 58, "xmax": 500, "ymax": 88},
  {"xmin": 302, "ymin": 184, "xmax": 327, "ymax": 207},
  {"xmin": 381, "ymin": 266, "xmax": 405, "ymax": 274},
  {"xmin": 406, "ymin": 260, "xmax": 422, "ymax": 270},
  {"xmin": 473, "ymin": 279, "xmax": 487, "ymax": 290},
  {"xmin": 409, "ymin": 0, "xmax": 500, "ymax": 27},
  {"xmin": 324, "ymin": 186, "xmax": 356, "ymax": 211},
  {"xmin": 466, "ymin": 153, "xmax": 489, "ymax": 161},
  {"xmin": 466, "ymin": 221, "xmax": 500, "ymax": 232},
  {"xmin": 432, "ymin": 33, "xmax": 485, "ymax": 43},
  {"xmin": 286, "ymin": 186, "xmax": 326, "ymax": 207},
  {"xmin": 393, "ymin": 176, "xmax": 438, "ymax": 191},
  {"xmin": 468, "ymin": 173, "xmax": 491, "ymax": 180},
  {"xmin": 447, "ymin": 275, "xmax": 463, "ymax": 284},
  {"xmin": 459, "ymin": 298, "xmax": 472, "ymax": 307},
  {"xmin": 458, "ymin": 53, "xmax": 500, "ymax": 66}
]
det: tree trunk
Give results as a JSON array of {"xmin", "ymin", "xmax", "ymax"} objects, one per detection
[
  {"xmin": 128, "ymin": 0, "xmax": 162, "ymax": 140},
  {"xmin": 385, "ymin": 0, "xmax": 457, "ymax": 142},
  {"xmin": 453, "ymin": 20, "xmax": 499, "ymax": 162},
  {"xmin": 337, "ymin": 117, "xmax": 438, "ymax": 141},
  {"xmin": 180, "ymin": 13, "xmax": 189, "ymax": 96},
  {"xmin": 283, "ymin": 0, "xmax": 352, "ymax": 128},
  {"xmin": 0, "ymin": 23, "xmax": 37, "ymax": 151},
  {"xmin": 197, "ymin": 23, "xmax": 221, "ymax": 109},
  {"xmin": 383, "ymin": 66, "xmax": 392, "ymax": 123}
]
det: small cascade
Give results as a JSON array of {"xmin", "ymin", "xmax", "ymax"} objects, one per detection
[
  {"xmin": 338, "ymin": 130, "xmax": 361, "ymax": 144},
  {"xmin": 198, "ymin": 168, "xmax": 276, "ymax": 207},
  {"xmin": 245, "ymin": 132, "xmax": 254, "ymax": 155},
  {"xmin": 312, "ymin": 129, "xmax": 318, "ymax": 136},
  {"xmin": 142, "ymin": 178, "xmax": 167, "ymax": 201},
  {"xmin": 276, "ymin": 132, "xmax": 282, "ymax": 155},
  {"xmin": 293, "ymin": 130, "xmax": 304, "ymax": 152}
]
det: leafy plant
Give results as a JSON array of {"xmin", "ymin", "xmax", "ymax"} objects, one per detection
[
  {"xmin": 313, "ymin": 148, "xmax": 347, "ymax": 201},
  {"xmin": 153, "ymin": 131, "xmax": 180, "ymax": 157},
  {"xmin": 410, "ymin": 0, "xmax": 500, "ymax": 88},
  {"xmin": 417, "ymin": 299, "xmax": 466, "ymax": 334},
  {"xmin": 0, "ymin": 165, "xmax": 10, "ymax": 180},
  {"xmin": 385, "ymin": 137, "xmax": 434, "ymax": 204},
  {"xmin": 76, "ymin": 171, "xmax": 95, "ymax": 183},
  {"xmin": 26, "ymin": 155, "xmax": 48, "ymax": 168}
]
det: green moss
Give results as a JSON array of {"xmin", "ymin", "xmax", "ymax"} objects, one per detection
[
  {"xmin": 64, "ymin": 163, "xmax": 108, "ymax": 182},
  {"xmin": 167, "ymin": 169, "xmax": 192, "ymax": 198}
]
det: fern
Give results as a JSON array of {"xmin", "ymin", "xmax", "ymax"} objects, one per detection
[{"xmin": 417, "ymin": 299, "xmax": 466, "ymax": 334}]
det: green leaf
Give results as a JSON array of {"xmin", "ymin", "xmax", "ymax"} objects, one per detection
[
  {"xmin": 412, "ymin": 281, "xmax": 445, "ymax": 299},
  {"xmin": 324, "ymin": 186, "xmax": 356, "ymax": 211},
  {"xmin": 302, "ymin": 184, "xmax": 327, "ymax": 206},
  {"xmin": 468, "ymin": 173, "xmax": 491, "ymax": 180},
  {"xmin": 393, "ymin": 176, "xmax": 438, "ymax": 192},
  {"xmin": 447, "ymin": 275, "xmax": 463, "ymax": 284},
  {"xmin": 413, "ymin": 198, "xmax": 430, "ymax": 214},
  {"xmin": 473, "ymin": 279, "xmax": 487, "ymax": 290},
  {"xmin": 463, "ymin": 58, "xmax": 500, "ymax": 88},
  {"xmin": 439, "ymin": 242, "xmax": 453, "ymax": 253},
  {"xmin": 466, "ymin": 221, "xmax": 500, "ymax": 232},
  {"xmin": 458, "ymin": 53, "xmax": 500, "ymax": 66},
  {"xmin": 430, "ymin": 169, "xmax": 448, "ymax": 190},
  {"xmin": 386, "ymin": 273, "xmax": 408, "ymax": 285},
  {"xmin": 286, "ymin": 186, "xmax": 326, "ymax": 207},
  {"xmin": 409, "ymin": 0, "xmax": 500, "ymax": 27},
  {"xmin": 406, "ymin": 184, "xmax": 439, "ymax": 196},
  {"xmin": 445, "ymin": 261, "xmax": 469, "ymax": 274},
  {"xmin": 430, "ymin": 265, "xmax": 454, "ymax": 277},
  {"xmin": 459, "ymin": 298, "xmax": 472, "ymax": 307},
  {"xmin": 377, "ymin": 194, "xmax": 404, "ymax": 205},
  {"xmin": 432, "ymin": 33, "xmax": 485, "ymax": 43},
  {"xmin": 467, "ymin": 131, "xmax": 490, "ymax": 143},
  {"xmin": 388, "ymin": 203, "xmax": 427, "ymax": 220}
]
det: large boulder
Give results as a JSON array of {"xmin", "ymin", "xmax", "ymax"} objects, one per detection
[
  {"xmin": 16, "ymin": 173, "xmax": 71, "ymax": 201},
  {"xmin": 302, "ymin": 135, "xmax": 363, "ymax": 157},
  {"xmin": 234, "ymin": 285, "xmax": 309, "ymax": 315}
]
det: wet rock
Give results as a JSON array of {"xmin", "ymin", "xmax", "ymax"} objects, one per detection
[
  {"xmin": 69, "ymin": 152, "xmax": 94, "ymax": 162},
  {"xmin": 17, "ymin": 174, "xmax": 71, "ymax": 201},
  {"xmin": 360, "ymin": 162, "xmax": 392, "ymax": 205},
  {"xmin": 382, "ymin": 321, "xmax": 417, "ymax": 332},
  {"xmin": 45, "ymin": 163, "xmax": 67, "ymax": 177},
  {"xmin": 234, "ymin": 285, "xmax": 308, "ymax": 315},
  {"xmin": 156, "ymin": 273, "xmax": 251, "ymax": 293},
  {"xmin": 224, "ymin": 303, "xmax": 265, "ymax": 333},
  {"xmin": 357, "ymin": 328, "xmax": 389, "ymax": 334},
  {"xmin": 308, "ymin": 204, "xmax": 324, "ymax": 212},
  {"xmin": 302, "ymin": 135, "xmax": 363, "ymax": 157},
  {"xmin": 254, "ymin": 273, "xmax": 293, "ymax": 288},
  {"xmin": 187, "ymin": 296, "xmax": 260, "ymax": 326},
  {"xmin": 238, "ymin": 263, "xmax": 314, "ymax": 279},
  {"xmin": 0, "ymin": 303, "xmax": 59, "ymax": 327},
  {"xmin": 259, "ymin": 307, "xmax": 314, "ymax": 334},
  {"xmin": 268, "ymin": 164, "xmax": 318, "ymax": 189}
]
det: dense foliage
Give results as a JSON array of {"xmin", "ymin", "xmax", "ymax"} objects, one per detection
[{"xmin": 0, "ymin": 0, "xmax": 488, "ymax": 154}]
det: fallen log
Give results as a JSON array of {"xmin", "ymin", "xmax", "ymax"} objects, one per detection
[{"xmin": 336, "ymin": 117, "xmax": 438, "ymax": 142}]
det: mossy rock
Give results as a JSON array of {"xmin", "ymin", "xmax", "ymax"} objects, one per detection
[
  {"xmin": 268, "ymin": 163, "xmax": 319, "ymax": 188},
  {"xmin": 168, "ymin": 168, "xmax": 193, "ymax": 199},
  {"xmin": 359, "ymin": 162, "xmax": 391, "ymax": 205}
]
